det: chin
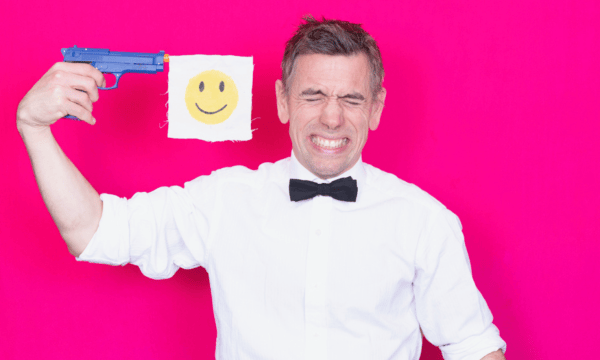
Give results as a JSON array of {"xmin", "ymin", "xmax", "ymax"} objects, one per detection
[{"xmin": 308, "ymin": 161, "xmax": 349, "ymax": 179}]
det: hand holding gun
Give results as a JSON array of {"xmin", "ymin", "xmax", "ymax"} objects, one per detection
[
  {"xmin": 15, "ymin": 47, "xmax": 169, "ymax": 255},
  {"xmin": 61, "ymin": 45, "xmax": 169, "ymax": 120}
]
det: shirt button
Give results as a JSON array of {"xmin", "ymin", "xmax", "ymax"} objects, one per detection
[{"xmin": 315, "ymin": 229, "xmax": 321, "ymax": 236}]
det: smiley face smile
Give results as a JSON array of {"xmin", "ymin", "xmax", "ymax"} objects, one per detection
[{"xmin": 195, "ymin": 103, "xmax": 228, "ymax": 115}]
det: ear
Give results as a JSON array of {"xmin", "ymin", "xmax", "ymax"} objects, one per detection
[
  {"xmin": 275, "ymin": 79, "xmax": 290, "ymax": 125},
  {"xmin": 369, "ymin": 87, "xmax": 387, "ymax": 131}
]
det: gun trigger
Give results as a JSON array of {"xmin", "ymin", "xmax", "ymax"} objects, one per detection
[{"xmin": 98, "ymin": 73, "xmax": 122, "ymax": 90}]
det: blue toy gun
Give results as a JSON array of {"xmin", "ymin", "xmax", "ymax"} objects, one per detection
[{"xmin": 61, "ymin": 45, "xmax": 169, "ymax": 120}]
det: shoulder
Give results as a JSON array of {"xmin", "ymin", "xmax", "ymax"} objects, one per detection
[
  {"xmin": 363, "ymin": 163, "xmax": 448, "ymax": 215},
  {"xmin": 363, "ymin": 163, "xmax": 463, "ymax": 237}
]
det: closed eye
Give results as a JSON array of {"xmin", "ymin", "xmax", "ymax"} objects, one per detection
[
  {"xmin": 300, "ymin": 89, "xmax": 326, "ymax": 103},
  {"xmin": 339, "ymin": 93, "xmax": 365, "ymax": 105}
]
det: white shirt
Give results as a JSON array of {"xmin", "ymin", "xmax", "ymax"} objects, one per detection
[{"xmin": 78, "ymin": 153, "xmax": 506, "ymax": 360}]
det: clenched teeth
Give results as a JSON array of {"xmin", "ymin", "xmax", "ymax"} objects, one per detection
[{"xmin": 311, "ymin": 136, "xmax": 348, "ymax": 149}]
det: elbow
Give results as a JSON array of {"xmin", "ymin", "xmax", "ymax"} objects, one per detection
[
  {"xmin": 63, "ymin": 233, "xmax": 90, "ymax": 258},
  {"xmin": 60, "ymin": 223, "xmax": 97, "ymax": 258},
  {"xmin": 60, "ymin": 206, "xmax": 102, "ymax": 258},
  {"xmin": 67, "ymin": 242, "xmax": 85, "ymax": 258}
]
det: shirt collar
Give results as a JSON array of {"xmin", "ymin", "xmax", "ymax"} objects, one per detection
[{"xmin": 289, "ymin": 150, "xmax": 367, "ymax": 189}]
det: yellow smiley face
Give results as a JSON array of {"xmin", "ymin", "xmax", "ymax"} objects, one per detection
[{"xmin": 184, "ymin": 70, "xmax": 239, "ymax": 125}]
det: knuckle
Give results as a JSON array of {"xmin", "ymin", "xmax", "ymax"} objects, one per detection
[
  {"xmin": 51, "ymin": 84, "xmax": 63, "ymax": 97},
  {"xmin": 86, "ymin": 77, "xmax": 97, "ymax": 90},
  {"xmin": 52, "ymin": 70, "xmax": 64, "ymax": 81}
]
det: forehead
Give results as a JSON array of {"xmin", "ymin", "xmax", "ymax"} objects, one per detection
[{"xmin": 291, "ymin": 53, "xmax": 371, "ymax": 95}]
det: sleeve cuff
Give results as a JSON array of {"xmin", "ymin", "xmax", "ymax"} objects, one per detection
[
  {"xmin": 440, "ymin": 324, "xmax": 507, "ymax": 360},
  {"xmin": 76, "ymin": 193, "xmax": 130, "ymax": 266}
]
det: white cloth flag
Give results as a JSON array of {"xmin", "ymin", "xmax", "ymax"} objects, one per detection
[{"xmin": 167, "ymin": 55, "xmax": 254, "ymax": 141}]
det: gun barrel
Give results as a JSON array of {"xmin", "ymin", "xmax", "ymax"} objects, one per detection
[{"xmin": 94, "ymin": 62, "xmax": 163, "ymax": 74}]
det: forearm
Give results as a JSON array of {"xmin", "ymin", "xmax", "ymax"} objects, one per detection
[
  {"xmin": 18, "ymin": 122, "xmax": 102, "ymax": 257},
  {"xmin": 481, "ymin": 349, "xmax": 506, "ymax": 360}
]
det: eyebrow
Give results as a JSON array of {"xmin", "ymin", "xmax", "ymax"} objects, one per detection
[
  {"xmin": 300, "ymin": 88, "xmax": 366, "ymax": 101},
  {"xmin": 338, "ymin": 93, "xmax": 366, "ymax": 101},
  {"xmin": 300, "ymin": 89, "xmax": 326, "ymax": 97}
]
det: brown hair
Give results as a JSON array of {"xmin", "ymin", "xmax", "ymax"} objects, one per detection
[{"xmin": 281, "ymin": 15, "xmax": 385, "ymax": 99}]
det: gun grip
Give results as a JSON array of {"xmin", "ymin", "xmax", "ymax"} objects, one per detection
[{"xmin": 98, "ymin": 72, "xmax": 122, "ymax": 90}]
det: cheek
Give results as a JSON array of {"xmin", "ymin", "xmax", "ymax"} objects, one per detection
[
  {"xmin": 290, "ymin": 122, "xmax": 305, "ymax": 142},
  {"xmin": 293, "ymin": 102, "xmax": 323, "ymax": 119},
  {"xmin": 346, "ymin": 112, "xmax": 370, "ymax": 135},
  {"xmin": 289, "ymin": 110, "xmax": 311, "ymax": 135}
]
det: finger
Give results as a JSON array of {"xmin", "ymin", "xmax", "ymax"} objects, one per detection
[
  {"xmin": 47, "ymin": 69, "xmax": 101, "ymax": 103},
  {"xmin": 68, "ymin": 73, "xmax": 101, "ymax": 103},
  {"xmin": 53, "ymin": 62, "xmax": 106, "ymax": 89},
  {"xmin": 64, "ymin": 86, "xmax": 93, "ymax": 113},
  {"xmin": 64, "ymin": 100, "xmax": 95, "ymax": 125}
]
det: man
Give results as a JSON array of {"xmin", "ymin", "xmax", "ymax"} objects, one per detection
[{"xmin": 17, "ymin": 16, "xmax": 506, "ymax": 360}]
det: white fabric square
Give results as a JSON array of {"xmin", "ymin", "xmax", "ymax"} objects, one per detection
[{"xmin": 167, "ymin": 55, "xmax": 254, "ymax": 141}]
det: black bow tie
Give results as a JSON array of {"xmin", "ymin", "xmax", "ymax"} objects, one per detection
[{"xmin": 289, "ymin": 176, "xmax": 358, "ymax": 202}]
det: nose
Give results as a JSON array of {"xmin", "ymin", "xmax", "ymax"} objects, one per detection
[{"xmin": 319, "ymin": 97, "xmax": 344, "ymax": 130}]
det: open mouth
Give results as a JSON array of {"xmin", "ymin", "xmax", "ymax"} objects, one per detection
[
  {"xmin": 310, "ymin": 136, "xmax": 348, "ymax": 150},
  {"xmin": 196, "ymin": 103, "xmax": 227, "ymax": 115},
  {"xmin": 310, "ymin": 135, "xmax": 349, "ymax": 150}
]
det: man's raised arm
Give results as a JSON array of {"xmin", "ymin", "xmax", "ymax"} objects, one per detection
[{"xmin": 17, "ymin": 62, "xmax": 106, "ymax": 257}]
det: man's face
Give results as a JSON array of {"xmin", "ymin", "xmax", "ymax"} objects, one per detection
[{"xmin": 276, "ymin": 53, "xmax": 386, "ymax": 179}]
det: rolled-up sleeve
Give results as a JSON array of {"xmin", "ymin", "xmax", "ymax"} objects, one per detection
[
  {"xmin": 76, "ymin": 174, "xmax": 220, "ymax": 280},
  {"xmin": 76, "ymin": 193, "xmax": 131, "ymax": 266},
  {"xmin": 414, "ymin": 209, "xmax": 506, "ymax": 360}
]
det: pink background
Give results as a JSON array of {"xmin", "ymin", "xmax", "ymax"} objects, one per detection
[{"xmin": 1, "ymin": 0, "xmax": 598, "ymax": 359}]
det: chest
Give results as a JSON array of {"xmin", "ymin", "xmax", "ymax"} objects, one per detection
[{"xmin": 209, "ymin": 192, "xmax": 422, "ymax": 311}]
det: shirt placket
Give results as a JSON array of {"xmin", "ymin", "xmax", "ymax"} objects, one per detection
[{"xmin": 304, "ymin": 195, "xmax": 332, "ymax": 360}]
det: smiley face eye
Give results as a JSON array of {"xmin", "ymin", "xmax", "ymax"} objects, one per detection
[
  {"xmin": 199, "ymin": 81, "xmax": 205, "ymax": 92},
  {"xmin": 219, "ymin": 81, "xmax": 225, "ymax": 92}
]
